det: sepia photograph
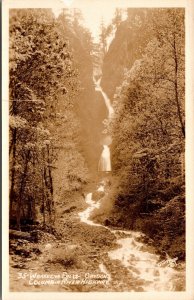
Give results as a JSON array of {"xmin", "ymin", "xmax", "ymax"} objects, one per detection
[{"xmin": 2, "ymin": 0, "xmax": 194, "ymax": 299}]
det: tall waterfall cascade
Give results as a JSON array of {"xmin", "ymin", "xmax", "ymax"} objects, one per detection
[{"xmin": 93, "ymin": 75, "xmax": 113, "ymax": 172}]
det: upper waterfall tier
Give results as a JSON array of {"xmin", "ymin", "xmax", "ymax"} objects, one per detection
[{"xmin": 93, "ymin": 76, "xmax": 114, "ymax": 119}]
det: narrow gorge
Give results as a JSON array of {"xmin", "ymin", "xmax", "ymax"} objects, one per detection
[{"xmin": 8, "ymin": 7, "xmax": 185, "ymax": 293}]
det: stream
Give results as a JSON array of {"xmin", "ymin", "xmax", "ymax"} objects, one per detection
[{"xmin": 78, "ymin": 189, "xmax": 182, "ymax": 291}]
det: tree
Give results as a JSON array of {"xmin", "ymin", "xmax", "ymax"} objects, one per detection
[
  {"xmin": 112, "ymin": 8, "xmax": 123, "ymax": 28},
  {"xmin": 9, "ymin": 8, "xmax": 89, "ymax": 230},
  {"xmin": 106, "ymin": 9, "xmax": 185, "ymax": 256},
  {"xmin": 150, "ymin": 9, "xmax": 185, "ymax": 137},
  {"xmin": 99, "ymin": 19, "xmax": 108, "ymax": 55}
]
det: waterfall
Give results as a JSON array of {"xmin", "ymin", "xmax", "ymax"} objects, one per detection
[
  {"xmin": 98, "ymin": 145, "xmax": 111, "ymax": 172},
  {"xmin": 93, "ymin": 75, "xmax": 113, "ymax": 172},
  {"xmin": 100, "ymin": 90, "xmax": 114, "ymax": 118},
  {"xmin": 93, "ymin": 76, "xmax": 114, "ymax": 119}
]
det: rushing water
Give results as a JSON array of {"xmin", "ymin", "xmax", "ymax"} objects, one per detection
[
  {"xmin": 93, "ymin": 76, "xmax": 114, "ymax": 118},
  {"xmin": 78, "ymin": 191, "xmax": 183, "ymax": 291},
  {"xmin": 94, "ymin": 76, "xmax": 113, "ymax": 172},
  {"xmin": 98, "ymin": 145, "xmax": 111, "ymax": 172}
]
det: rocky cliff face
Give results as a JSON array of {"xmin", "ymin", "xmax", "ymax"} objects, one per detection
[
  {"xmin": 101, "ymin": 9, "xmax": 151, "ymax": 100},
  {"xmin": 69, "ymin": 32, "xmax": 107, "ymax": 172}
]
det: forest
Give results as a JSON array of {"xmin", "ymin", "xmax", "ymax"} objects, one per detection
[
  {"xmin": 9, "ymin": 7, "xmax": 185, "ymax": 292},
  {"xmin": 100, "ymin": 8, "xmax": 185, "ymax": 260},
  {"xmin": 9, "ymin": 8, "xmax": 93, "ymax": 230}
]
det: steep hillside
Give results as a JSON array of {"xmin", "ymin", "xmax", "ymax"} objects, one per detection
[
  {"xmin": 72, "ymin": 40, "xmax": 107, "ymax": 172},
  {"xmin": 101, "ymin": 9, "xmax": 151, "ymax": 99},
  {"xmin": 99, "ymin": 8, "xmax": 185, "ymax": 260},
  {"xmin": 57, "ymin": 13, "xmax": 107, "ymax": 172}
]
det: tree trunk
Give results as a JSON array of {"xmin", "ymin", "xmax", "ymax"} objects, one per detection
[
  {"xmin": 9, "ymin": 128, "xmax": 17, "ymax": 219},
  {"xmin": 47, "ymin": 146, "xmax": 54, "ymax": 220},
  {"xmin": 173, "ymin": 33, "xmax": 185, "ymax": 138},
  {"xmin": 9, "ymin": 229, "xmax": 31, "ymax": 240},
  {"xmin": 30, "ymin": 152, "xmax": 37, "ymax": 223},
  {"xmin": 42, "ymin": 168, "xmax": 46, "ymax": 226},
  {"xmin": 16, "ymin": 150, "xmax": 30, "ymax": 230},
  {"xmin": 10, "ymin": 84, "xmax": 18, "ymax": 219}
]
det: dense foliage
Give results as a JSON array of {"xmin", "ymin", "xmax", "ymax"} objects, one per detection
[
  {"xmin": 9, "ymin": 9, "xmax": 89, "ymax": 230},
  {"xmin": 101, "ymin": 9, "xmax": 152, "ymax": 98},
  {"xmin": 105, "ymin": 9, "xmax": 185, "ymax": 258}
]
